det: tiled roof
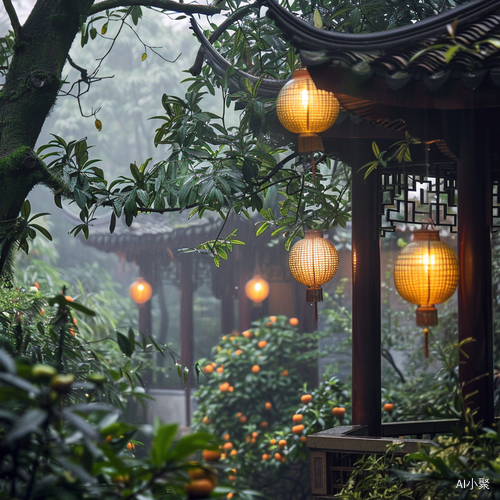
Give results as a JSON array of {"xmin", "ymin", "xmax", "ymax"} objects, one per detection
[{"xmin": 262, "ymin": 0, "xmax": 500, "ymax": 95}]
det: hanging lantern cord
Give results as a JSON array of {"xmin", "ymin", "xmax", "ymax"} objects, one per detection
[{"xmin": 423, "ymin": 328, "xmax": 429, "ymax": 358}]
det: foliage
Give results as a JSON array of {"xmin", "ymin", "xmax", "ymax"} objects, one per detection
[
  {"xmin": 396, "ymin": 409, "xmax": 500, "ymax": 499},
  {"xmin": 192, "ymin": 316, "xmax": 350, "ymax": 499},
  {"xmin": 336, "ymin": 442, "xmax": 414, "ymax": 500},
  {"xmin": 0, "ymin": 346, "xmax": 218, "ymax": 499}
]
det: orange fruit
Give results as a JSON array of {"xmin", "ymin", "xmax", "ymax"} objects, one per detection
[
  {"xmin": 69, "ymin": 328, "xmax": 76, "ymax": 337},
  {"xmin": 265, "ymin": 402, "xmax": 272, "ymax": 410},
  {"xmin": 274, "ymin": 452, "xmax": 282, "ymax": 460},
  {"xmin": 229, "ymin": 336, "xmax": 235, "ymax": 341},
  {"xmin": 202, "ymin": 416, "xmax": 210, "ymax": 424},
  {"xmin": 223, "ymin": 433, "xmax": 230, "ymax": 440},
  {"xmin": 127, "ymin": 442, "xmax": 135, "ymax": 451},
  {"xmin": 236, "ymin": 412, "xmax": 242, "ymax": 417},
  {"xmin": 281, "ymin": 369, "xmax": 289, "ymax": 376},
  {"xmin": 239, "ymin": 416, "xmax": 247, "ymax": 423},
  {"xmin": 383, "ymin": 403, "xmax": 394, "ymax": 413},
  {"xmin": 265, "ymin": 322, "xmax": 272, "ymax": 326},
  {"xmin": 292, "ymin": 414, "xmax": 303, "ymax": 423},
  {"xmin": 73, "ymin": 317, "xmax": 77, "ymax": 325},
  {"xmin": 270, "ymin": 439, "xmax": 276, "ymax": 445},
  {"xmin": 258, "ymin": 340, "xmax": 267, "ymax": 348},
  {"xmin": 278, "ymin": 439, "xmax": 287, "ymax": 447},
  {"xmin": 251, "ymin": 365, "xmax": 261, "ymax": 373},
  {"xmin": 262, "ymin": 453, "xmax": 270, "ymax": 460},
  {"xmin": 227, "ymin": 493, "xmax": 234, "ymax": 499},
  {"xmin": 301, "ymin": 394, "xmax": 313, "ymax": 404},
  {"xmin": 252, "ymin": 431, "xmax": 258, "ymax": 438},
  {"xmin": 260, "ymin": 421, "xmax": 268, "ymax": 428},
  {"xmin": 34, "ymin": 282, "xmax": 40, "ymax": 290},
  {"xmin": 229, "ymin": 449, "xmax": 238, "ymax": 456},
  {"xmin": 300, "ymin": 436, "xmax": 307, "ymax": 443},
  {"xmin": 292, "ymin": 424, "xmax": 305, "ymax": 435},
  {"xmin": 289, "ymin": 317, "xmax": 299, "ymax": 326},
  {"xmin": 219, "ymin": 382, "xmax": 230, "ymax": 392},
  {"xmin": 65, "ymin": 296, "xmax": 74, "ymax": 302},
  {"xmin": 222, "ymin": 336, "xmax": 227, "ymax": 341},
  {"xmin": 269, "ymin": 316, "xmax": 277, "ymax": 323},
  {"xmin": 211, "ymin": 362, "xmax": 216, "ymax": 367},
  {"xmin": 242, "ymin": 330, "xmax": 252, "ymax": 338},
  {"xmin": 228, "ymin": 386, "xmax": 234, "ymax": 392},
  {"xmin": 228, "ymin": 474, "xmax": 236, "ymax": 481},
  {"xmin": 280, "ymin": 456, "xmax": 286, "ymax": 463},
  {"xmin": 184, "ymin": 478, "xmax": 215, "ymax": 498},
  {"xmin": 220, "ymin": 453, "xmax": 226, "ymax": 460},
  {"xmin": 105, "ymin": 435, "xmax": 112, "ymax": 443},
  {"xmin": 234, "ymin": 349, "xmax": 243, "ymax": 355},
  {"xmin": 216, "ymin": 367, "xmax": 224, "ymax": 373},
  {"xmin": 250, "ymin": 437, "xmax": 256, "ymax": 444},
  {"xmin": 188, "ymin": 467, "xmax": 217, "ymax": 485},
  {"xmin": 202, "ymin": 449, "xmax": 221, "ymax": 462},
  {"xmin": 332, "ymin": 407, "xmax": 346, "ymax": 418},
  {"xmin": 204, "ymin": 364, "xmax": 214, "ymax": 374},
  {"xmin": 223, "ymin": 442, "xmax": 233, "ymax": 450}
]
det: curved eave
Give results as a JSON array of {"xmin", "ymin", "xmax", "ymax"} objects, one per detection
[
  {"xmin": 261, "ymin": 0, "xmax": 500, "ymax": 52},
  {"xmin": 309, "ymin": 64, "xmax": 500, "ymax": 109}
]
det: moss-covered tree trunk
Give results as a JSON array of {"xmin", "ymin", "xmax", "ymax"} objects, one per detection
[{"xmin": 0, "ymin": 0, "xmax": 95, "ymax": 272}]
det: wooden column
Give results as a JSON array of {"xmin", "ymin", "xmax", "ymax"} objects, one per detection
[
  {"xmin": 180, "ymin": 254, "xmax": 194, "ymax": 426},
  {"xmin": 351, "ymin": 158, "xmax": 382, "ymax": 436},
  {"xmin": 457, "ymin": 110, "xmax": 494, "ymax": 427}
]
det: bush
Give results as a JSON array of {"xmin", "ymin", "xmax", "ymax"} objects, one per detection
[{"xmin": 192, "ymin": 316, "xmax": 350, "ymax": 500}]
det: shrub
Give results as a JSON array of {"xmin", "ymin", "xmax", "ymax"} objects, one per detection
[{"xmin": 192, "ymin": 316, "xmax": 350, "ymax": 500}]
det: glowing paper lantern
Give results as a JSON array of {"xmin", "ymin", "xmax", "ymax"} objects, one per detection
[
  {"xmin": 129, "ymin": 277, "xmax": 153, "ymax": 304},
  {"xmin": 289, "ymin": 230, "xmax": 339, "ymax": 320},
  {"xmin": 245, "ymin": 276, "xmax": 270, "ymax": 303},
  {"xmin": 393, "ymin": 229, "xmax": 459, "ymax": 356},
  {"xmin": 277, "ymin": 68, "xmax": 340, "ymax": 153}
]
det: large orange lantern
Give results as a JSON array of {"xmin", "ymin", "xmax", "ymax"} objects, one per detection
[
  {"xmin": 276, "ymin": 68, "xmax": 340, "ymax": 153},
  {"xmin": 245, "ymin": 276, "xmax": 270, "ymax": 303},
  {"xmin": 393, "ymin": 229, "xmax": 459, "ymax": 356},
  {"xmin": 289, "ymin": 230, "xmax": 339, "ymax": 320},
  {"xmin": 129, "ymin": 277, "xmax": 153, "ymax": 304}
]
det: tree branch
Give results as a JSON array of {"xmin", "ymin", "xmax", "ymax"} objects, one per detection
[
  {"xmin": 2, "ymin": 0, "xmax": 21, "ymax": 35},
  {"xmin": 89, "ymin": 0, "xmax": 221, "ymax": 16},
  {"xmin": 189, "ymin": 3, "xmax": 257, "ymax": 75}
]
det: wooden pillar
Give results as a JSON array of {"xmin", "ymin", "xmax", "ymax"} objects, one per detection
[
  {"xmin": 238, "ymin": 248, "xmax": 252, "ymax": 332},
  {"xmin": 221, "ymin": 259, "xmax": 235, "ymax": 335},
  {"xmin": 457, "ymin": 110, "xmax": 494, "ymax": 427},
  {"xmin": 180, "ymin": 254, "xmax": 194, "ymax": 426},
  {"xmin": 351, "ymin": 159, "xmax": 382, "ymax": 436}
]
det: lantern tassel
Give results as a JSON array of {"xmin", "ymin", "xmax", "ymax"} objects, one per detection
[
  {"xmin": 298, "ymin": 133, "xmax": 324, "ymax": 153},
  {"xmin": 423, "ymin": 328, "xmax": 429, "ymax": 358},
  {"xmin": 314, "ymin": 302, "xmax": 318, "ymax": 322}
]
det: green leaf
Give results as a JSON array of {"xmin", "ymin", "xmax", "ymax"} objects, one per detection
[
  {"xmin": 7, "ymin": 408, "xmax": 47, "ymax": 442},
  {"xmin": 21, "ymin": 200, "xmax": 31, "ymax": 219},
  {"xmin": 151, "ymin": 423, "xmax": 178, "ymax": 468},
  {"xmin": 116, "ymin": 331, "xmax": 134, "ymax": 358},
  {"xmin": 313, "ymin": 8, "xmax": 324, "ymax": 29},
  {"xmin": 256, "ymin": 222, "xmax": 270, "ymax": 236}
]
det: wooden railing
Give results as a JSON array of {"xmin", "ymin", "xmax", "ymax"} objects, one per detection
[{"xmin": 307, "ymin": 420, "xmax": 460, "ymax": 497}]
